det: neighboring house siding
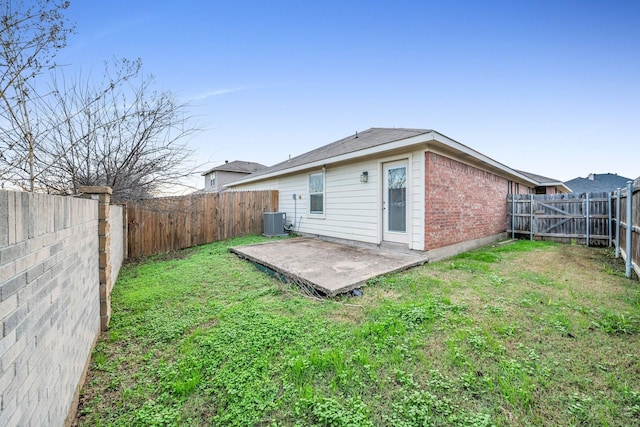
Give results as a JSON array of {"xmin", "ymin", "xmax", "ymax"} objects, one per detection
[
  {"xmin": 424, "ymin": 152, "xmax": 515, "ymax": 250},
  {"xmin": 205, "ymin": 170, "xmax": 253, "ymax": 191},
  {"xmin": 220, "ymin": 171, "xmax": 250, "ymax": 189}
]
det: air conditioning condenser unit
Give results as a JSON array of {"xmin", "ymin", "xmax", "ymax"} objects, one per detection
[{"xmin": 263, "ymin": 212, "xmax": 288, "ymax": 237}]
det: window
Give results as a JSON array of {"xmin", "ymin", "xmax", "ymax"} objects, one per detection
[
  {"xmin": 309, "ymin": 172, "xmax": 324, "ymax": 214},
  {"xmin": 210, "ymin": 173, "xmax": 216, "ymax": 188}
]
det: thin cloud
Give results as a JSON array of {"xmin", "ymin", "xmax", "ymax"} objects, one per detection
[{"xmin": 192, "ymin": 87, "xmax": 246, "ymax": 101}]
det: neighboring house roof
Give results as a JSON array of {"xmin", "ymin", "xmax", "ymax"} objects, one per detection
[
  {"xmin": 565, "ymin": 173, "xmax": 632, "ymax": 194},
  {"xmin": 227, "ymin": 128, "xmax": 553, "ymax": 188},
  {"xmin": 201, "ymin": 160, "xmax": 267, "ymax": 176},
  {"xmin": 514, "ymin": 170, "xmax": 571, "ymax": 193}
]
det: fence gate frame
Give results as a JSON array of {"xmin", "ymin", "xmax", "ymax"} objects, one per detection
[{"xmin": 507, "ymin": 192, "xmax": 612, "ymax": 247}]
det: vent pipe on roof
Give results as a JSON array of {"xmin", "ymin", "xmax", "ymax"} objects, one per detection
[
  {"xmin": 355, "ymin": 131, "xmax": 358, "ymax": 138},
  {"xmin": 225, "ymin": 160, "xmax": 229, "ymax": 164}
]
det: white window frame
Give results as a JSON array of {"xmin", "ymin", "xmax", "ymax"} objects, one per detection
[
  {"xmin": 308, "ymin": 171, "xmax": 325, "ymax": 216},
  {"xmin": 210, "ymin": 173, "xmax": 216, "ymax": 188}
]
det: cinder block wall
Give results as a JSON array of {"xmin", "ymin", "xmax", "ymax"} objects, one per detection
[
  {"xmin": 0, "ymin": 191, "xmax": 100, "ymax": 427},
  {"xmin": 109, "ymin": 204, "xmax": 124, "ymax": 288},
  {"xmin": 424, "ymin": 152, "xmax": 531, "ymax": 250}
]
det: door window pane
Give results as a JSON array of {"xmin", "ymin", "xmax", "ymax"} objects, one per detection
[{"xmin": 388, "ymin": 167, "xmax": 406, "ymax": 232}]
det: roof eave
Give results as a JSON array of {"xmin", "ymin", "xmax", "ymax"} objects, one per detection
[
  {"xmin": 429, "ymin": 132, "xmax": 538, "ymax": 186},
  {"xmin": 227, "ymin": 131, "xmax": 438, "ymax": 186},
  {"xmin": 227, "ymin": 130, "xmax": 539, "ymax": 188}
]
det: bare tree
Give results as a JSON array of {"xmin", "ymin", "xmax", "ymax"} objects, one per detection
[
  {"xmin": 0, "ymin": 0, "xmax": 74, "ymax": 191},
  {"xmin": 40, "ymin": 59, "xmax": 199, "ymax": 202},
  {"xmin": 0, "ymin": 2, "xmax": 199, "ymax": 200}
]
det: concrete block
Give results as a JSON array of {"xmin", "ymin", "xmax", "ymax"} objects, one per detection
[
  {"xmin": 3, "ymin": 302, "xmax": 28, "ymax": 337},
  {"xmin": 49, "ymin": 241, "xmax": 63, "ymax": 256},
  {"xmin": 0, "ymin": 327, "xmax": 26, "ymax": 373},
  {"xmin": 25, "ymin": 262, "xmax": 44, "ymax": 284},
  {"xmin": 0, "ymin": 243, "xmax": 26, "ymax": 265},
  {"xmin": 7, "ymin": 191, "xmax": 16, "ymax": 245},
  {"xmin": 42, "ymin": 254, "xmax": 56, "ymax": 274},
  {"xmin": 0, "ymin": 261, "xmax": 16, "ymax": 284},
  {"xmin": 0, "ymin": 272, "xmax": 26, "ymax": 301},
  {"xmin": 0, "ymin": 393, "xmax": 20, "ymax": 427},
  {"xmin": 0, "ymin": 191, "xmax": 8, "ymax": 247},
  {"xmin": 0, "ymin": 294, "xmax": 18, "ymax": 321},
  {"xmin": 19, "ymin": 191, "xmax": 30, "ymax": 241},
  {"xmin": 0, "ymin": 328, "xmax": 16, "ymax": 355}
]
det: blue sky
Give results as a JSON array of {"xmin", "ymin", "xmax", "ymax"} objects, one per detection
[{"xmin": 58, "ymin": 0, "xmax": 639, "ymax": 190}]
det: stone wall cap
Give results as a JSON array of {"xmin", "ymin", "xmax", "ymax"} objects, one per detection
[{"xmin": 79, "ymin": 186, "xmax": 113, "ymax": 194}]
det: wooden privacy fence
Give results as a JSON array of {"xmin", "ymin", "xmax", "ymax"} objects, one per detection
[
  {"xmin": 126, "ymin": 190, "xmax": 279, "ymax": 258},
  {"xmin": 611, "ymin": 182, "xmax": 640, "ymax": 279},
  {"xmin": 507, "ymin": 192, "xmax": 612, "ymax": 246},
  {"xmin": 508, "ymin": 183, "xmax": 640, "ymax": 280}
]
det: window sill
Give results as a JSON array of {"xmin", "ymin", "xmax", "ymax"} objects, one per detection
[{"xmin": 307, "ymin": 214, "xmax": 326, "ymax": 220}]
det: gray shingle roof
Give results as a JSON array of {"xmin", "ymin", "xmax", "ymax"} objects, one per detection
[
  {"xmin": 514, "ymin": 170, "xmax": 565, "ymax": 185},
  {"xmin": 565, "ymin": 173, "xmax": 632, "ymax": 194},
  {"xmin": 227, "ymin": 127, "xmax": 564, "ymax": 189},
  {"xmin": 201, "ymin": 160, "xmax": 267, "ymax": 176},
  {"xmin": 232, "ymin": 128, "xmax": 432, "ymax": 181}
]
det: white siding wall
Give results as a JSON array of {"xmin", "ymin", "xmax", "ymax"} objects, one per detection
[
  {"xmin": 231, "ymin": 150, "xmax": 426, "ymax": 249},
  {"xmin": 228, "ymin": 179, "xmax": 280, "ymax": 191},
  {"xmin": 410, "ymin": 150, "xmax": 425, "ymax": 250}
]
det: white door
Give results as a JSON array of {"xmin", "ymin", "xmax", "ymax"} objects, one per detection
[{"xmin": 383, "ymin": 160, "xmax": 408, "ymax": 243}]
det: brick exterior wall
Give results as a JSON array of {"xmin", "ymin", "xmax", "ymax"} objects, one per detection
[
  {"xmin": 424, "ymin": 152, "xmax": 530, "ymax": 250},
  {"xmin": 0, "ymin": 191, "xmax": 100, "ymax": 427}
]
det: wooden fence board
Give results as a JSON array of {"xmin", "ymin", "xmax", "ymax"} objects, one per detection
[
  {"xmin": 507, "ymin": 192, "xmax": 611, "ymax": 246},
  {"xmin": 613, "ymin": 183, "xmax": 640, "ymax": 279},
  {"xmin": 126, "ymin": 190, "xmax": 278, "ymax": 258}
]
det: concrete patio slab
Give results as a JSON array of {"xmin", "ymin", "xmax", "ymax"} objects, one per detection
[{"xmin": 230, "ymin": 237, "xmax": 429, "ymax": 296}]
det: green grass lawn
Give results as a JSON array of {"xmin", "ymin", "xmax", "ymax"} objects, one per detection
[{"xmin": 75, "ymin": 236, "xmax": 640, "ymax": 427}]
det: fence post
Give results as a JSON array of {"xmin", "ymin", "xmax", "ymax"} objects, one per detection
[
  {"xmin": 625, "ymin": 181, "xmax": 633, "ymax": 278},
  {"xmin": 510, "ymin": 194, "xmax": 515, "ymax": 239},
  {"xmin": 616, "ymin": 188, "xmax": 621, "ymax": 258},
  {"xmin": 79, "ymin": 186, "xmax": 113, "ymax": 332},
  {"xmin": 529, "ymin": 194, "xmax": 534, "ymax": 241},
  {"xmin": 585, "ymin": 193, "xmax": 590, "ymax": 247},
  {"xmin": 608, "ymin": 192, "xmax": 612, "ymax": 247}
]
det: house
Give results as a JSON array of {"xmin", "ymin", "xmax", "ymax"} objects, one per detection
[
  {"xmin": 514, "ymin": 170, "xmax": 570, "ymax": 194},
  {"xmin": 565, "ymin": 173, "xmax": 633, "ymax": 194},
  {"xmin": 200, "ymin": 160, "xmax": 267, "ymax": 192},
  {"xmin": 226, "ymin": 128, "xmax": 560, "ymax": 257}
]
